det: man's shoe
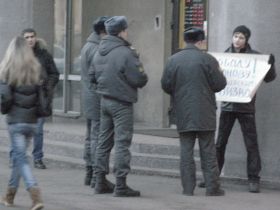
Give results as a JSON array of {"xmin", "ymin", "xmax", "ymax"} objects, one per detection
[
  {"xmin": 182, "ymin": 191, "xmax": 194, "ymax": 196},
  {"xmin": 84, "ymin": 166, "xmax": 93, "ymax": 186},
  {"xmin": 94, "ymin": 176, "xmax": 115, "ymax": 194},
  {"xmin": 197, "ymin": 181, "xmax": 206, "ymax": 188},
  {"xmin": 90, "ymin": 176, "xmax": 96, "ymax": 188},
  {"xmin": 114, "ymin": 177, "xmax": 140, "ymax": 197},
  {"xmin": 113, "ymin": 186, "xmax": 140, "ymax": 197},
  {"xmin": 206, "ymin": 189, "xmax": 225, "ymax": 196},
  {"xmin": 34, "ymin": 160, "xmax": 47, "ymax": 169},
  {"xmin": 249, "ymin": 182, "xmax": 260, "ymax": 193},
  {"xmin": 94, "ymin": 182, "xmax": 115, "ymax": 194}
]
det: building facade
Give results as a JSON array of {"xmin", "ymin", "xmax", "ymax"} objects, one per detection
[{"xmin": 0, "ymin": 0, "xmax": 279, "ymax": 184}]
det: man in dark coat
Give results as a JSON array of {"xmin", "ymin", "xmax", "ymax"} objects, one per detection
[
  {"xmin": 22, "ymin": 28, "xmax": 59, "ymax": 169},
  {"xmin": 215, "ymin": 25, "xmax": 276, "ymax": 193},
  {"xmin": 80, "ymin": 16, "xmax": 114, "ymax": 190},
  {"xmin": 161, "ymin": 27, "xmax": 226, "ymax": 196},
  {"xmin": 90, "ymin": 16, "xmax": 148, "ymax": 197}
]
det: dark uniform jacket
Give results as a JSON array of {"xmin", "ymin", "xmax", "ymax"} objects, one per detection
[
  {"xmin": 161, "ymin": 44, "xmax": 227, "ymax": 133},
  {"xmin": 0, "ymin": 82, "xmax": 39, "ymax": 124},
  {"xmin": 90, "ymin": 35, "xmax": 148, "ymax": 103},
  {"xmin": 221, "ymin": 44, "xmax": 277, "ymax": 113},
  {"xmin": 80, "ymin": 32, "xmax": 100, "ymax": 119}
]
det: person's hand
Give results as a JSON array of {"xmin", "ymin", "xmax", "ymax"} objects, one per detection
[{"xmin": 268, "ymin": 54, "xmax": 275, "ymax": 65}]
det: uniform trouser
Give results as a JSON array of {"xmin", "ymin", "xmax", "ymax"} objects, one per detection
[
  {"xmin": 83, "ymin": 119, "xmax": 100, "ymax": 168},
  {"xmin": 179, "ymin": 131, "xmax": 220, "ymax": 194},
  {"xmin": 216, "ymin": 111, "xmax": 261, "ymax": 182},
  {"xmin": 83, "ymin": 93, "xmax": 102, "ymax": 170},
  {"xmin": 95, "ymin": 96, "xmax": 133, "ymax": 178}
]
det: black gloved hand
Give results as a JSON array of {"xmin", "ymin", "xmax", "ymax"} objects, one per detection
[{"xmin": 268, "ymin": 54, "xmax": 275, "ymax": 65}]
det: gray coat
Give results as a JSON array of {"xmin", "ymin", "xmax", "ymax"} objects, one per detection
[
  {"xmin": 90, "ymin": 35, "xmax": 148, "ymax": 103},
  {"xmin": 161, "ymin": 44, "xmax": 227, "ymax": 133},
  {"xmin": 80, "ymin": 32, "xmax": 100, "ymax": 119}
]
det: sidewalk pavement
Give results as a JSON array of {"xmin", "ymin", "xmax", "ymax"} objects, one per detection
[{"xmin": 0, "ymin": 157, "xmax": 280, "ymax": 210}]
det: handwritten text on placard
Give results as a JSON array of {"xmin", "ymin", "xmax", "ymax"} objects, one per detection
[{"xmin": 209, "ymin": 53, "xmax": 270, "ymax": 103}]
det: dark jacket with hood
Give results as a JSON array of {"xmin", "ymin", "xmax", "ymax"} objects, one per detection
[
  {"xmin": 33, "ymin": 39, "xmax": 59, "ymax": 100},
  {"xmin": 80, "ymin": 32, "xmax": 100, "ymax": 119},
  {"xmin": 0, "ymin": 82, "xmax": 39, "ymax": 124},
  {"xmin": 90, "ymin": 35, "xmax": 148, "ymax": 103},
  {"xmin": 161, "ymin": 44, "xmax": 227, "ymax": 133},
  {"xmin": 221, "ymin": 44, "xmax": 277, "ymax": 113}
]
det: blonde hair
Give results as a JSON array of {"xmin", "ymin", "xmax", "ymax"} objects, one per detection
[{"xmin": 0, "ymin": 36, "xmax": 41, "ymax": 86}]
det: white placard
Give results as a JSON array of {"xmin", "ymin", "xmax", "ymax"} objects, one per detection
[{"xmin": 209, "ymin": 52, "xmax": 271, "ymax": 103}]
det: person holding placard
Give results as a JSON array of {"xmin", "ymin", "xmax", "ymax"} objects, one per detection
[{"xmin": 208, "ymin": 25, "xmax": 276, "ymax": 193}]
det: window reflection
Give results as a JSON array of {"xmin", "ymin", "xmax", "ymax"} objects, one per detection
[
  {"xmin": 71, "ymin": 0, "xmax": 82, "ymax": 75},
  {"xmin": 53, "ymin": 0, "xmax": 82, "ymax": 113},
  {"xmin": 54, "ymin": 0, "xmax": 66, "ymax": 74}
]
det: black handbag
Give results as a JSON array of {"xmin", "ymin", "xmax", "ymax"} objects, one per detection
[{"xmin": 37, "ymin": 85, "xmax": 52, "ymax": 117}]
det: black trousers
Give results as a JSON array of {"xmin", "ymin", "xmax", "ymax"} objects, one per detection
[
  {"xmin": 179, "ymin": 131, "xmax": 220, "ymax": 194},
  {"xmin": 216, "ymin": 111, "xmax": 261, "ymax": 182}
]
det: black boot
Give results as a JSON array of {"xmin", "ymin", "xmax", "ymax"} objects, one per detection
[
  {"xmin": 197, "ymin": 181, "xmax": 206, "ymax": 188},
  {"xmin": 113, "ymin": 177, "xmax": 140, "ymax": 197},
  {"xmin": 206, "ymin": 188, "xmax": 225, "ymax": 196},
  {"xmin": 90, "ymin": 175, "xmax": 96, "ymax": 188},
  {"xmin": 84, "ymin": 166, "xmax": 93, "ymax": 186},
  {"xmin": 34, "ymin": 160, "xmax": 46, "ymax": 169},
  {"xmin": 94, "ymin": 174, "xmax": 115, "ymax": 194}
]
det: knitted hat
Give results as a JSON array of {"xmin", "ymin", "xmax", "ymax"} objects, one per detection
[
  {"xmin": 105, "ymin": 16, "xmax": 128, "ymax": 36},
  {"xmin": 233, "ymin": 25, "xmax": 251, "ymax": 41},
  {"xmin": 93, "ymin": 16, "xmax": 110, "ymax": 34},
  {"xmin": 184, "ymin": 27, "xmax": 205, "ymax": 43}
]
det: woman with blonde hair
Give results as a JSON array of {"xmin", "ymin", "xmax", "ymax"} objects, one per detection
[{"xmin": 0, "ymin": 36, "xmax": 44, "ymax": 210}]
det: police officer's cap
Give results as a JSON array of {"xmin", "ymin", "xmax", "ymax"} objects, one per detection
[
  {"xmin": 184, "ymin": 27, "xmax": 205, "ymax": 43},
  {"xmin": 93, "ymin": 16, "xmax": 110, "ymax": 34}
]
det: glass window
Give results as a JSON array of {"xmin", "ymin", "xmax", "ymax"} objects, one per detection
[
  {"xmin": 179, "ymin": 0, "xmax": 208, "ymax": 50},
  {"xmin": 53, "ymin": 80, "xmax": 63, "ymax": 110},
  {"xmin": 69, "ymin": 81, "xmax": 82, "ymax": 112},
  {"xmin": 53, "ymin": 0, "xmax": 81, "ymax": 115},
  {"xmin": 54, "ymin": 0, "xmax": 66, "ymax": 74},
  {"xmin": 71, "ymin": 0, "xmax": 82, "ymax": 75}
]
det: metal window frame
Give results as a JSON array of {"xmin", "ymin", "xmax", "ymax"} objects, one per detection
[{"xmin": 53, "ymin": 0, "xmax": 81, "ymax": 118}]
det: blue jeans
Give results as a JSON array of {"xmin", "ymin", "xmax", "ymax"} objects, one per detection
[
  {"xmin": 8, "ymin": 123, "xmax": 38, "ymax": 190},
  {"xmin": 32, "ymin": 117, "xmax": 45, "ymax": 161}
]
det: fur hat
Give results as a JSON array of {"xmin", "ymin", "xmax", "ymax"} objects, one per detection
[
  {"xmin": 93, "ymin": 16, "xmax": 110, "ymax": 34},
  {"xmin": 184, "ymin": 27, "xmax": 205, "ymax": 43},
  {"xmin": 233, "ymin": 25, "xmax": 251, "ymax": 41},
  {"xmin": 105, "ymin": 16, "xmax": 128, "ymax": 36}
]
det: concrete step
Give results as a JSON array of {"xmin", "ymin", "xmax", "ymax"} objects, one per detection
[{"xmin": 0, "ymin": 127, "xmax": 202, "ymax": 177}]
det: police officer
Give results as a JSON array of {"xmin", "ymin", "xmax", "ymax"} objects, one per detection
[
  {"xmin": 215, "ymin": 25, "xmax": 276, "ymax": 193},
  {"xmin": 90, "ymin": 16, "xmax": 148, "ymax": 197},
  {"xmin": 80, "ymin": 16, "xmax": 115, "ymax": 190},
  {"xmin": 161, "ymin": 27, "xmax": 226, "ymax": 196}
]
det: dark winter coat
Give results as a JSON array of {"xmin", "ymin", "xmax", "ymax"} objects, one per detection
[
  {"xmin": 90, "ymin": 35, "xmax": 148, "ymax": 103},
  {"xmin": 221, "ymin": 44, "xmax": 277, "ymax": 113},
  {"xmin": 33, "ymin": 40, "xmax": 59, "ymax": 101},
  {"xmin": 80, "ymin": 32, "xmax": 100, "ymax": 119},
  {"xmin": 0, "ymin": 82, "xmax": 39, "ymax": 124},
  {"xmin": 161, "ymin": 44, "xmax": 227, "ymax": 132}
]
